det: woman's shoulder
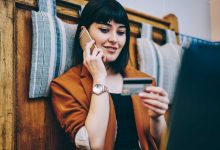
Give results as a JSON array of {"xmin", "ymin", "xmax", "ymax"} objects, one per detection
[
  {"xmin": 54, "ymin": 64, "xmax": 82, "ymax": 81},
  {"xmin": 50, "ymin": 64, "xmax": 84, "ymax": 89}
]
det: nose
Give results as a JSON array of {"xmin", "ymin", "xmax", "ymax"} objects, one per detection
[{"xmin": 108, "ymin": 32, "xmax": 117, "ymax": 43}]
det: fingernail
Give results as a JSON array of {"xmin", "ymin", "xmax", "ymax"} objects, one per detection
[
  {"xmin": 146, "ymin": 87, "xmax": 151, "ymax": 91},
  {"xmin": 139, "ymin": 92, "xmax": 144, "ymax": 96}
]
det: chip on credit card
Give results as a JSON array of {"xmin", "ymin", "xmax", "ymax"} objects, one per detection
[{"xmin": 121, "ymin": 78, "xmax": 153, "ymax": 96}]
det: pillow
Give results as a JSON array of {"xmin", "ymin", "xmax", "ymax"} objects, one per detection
[
  {"xmin": 29, "ymin": 0, "xmax": 78, "ymax": 98},
  {"xmin": 137, "ymin": 23, "xmax": 182, "ymax": 103}
]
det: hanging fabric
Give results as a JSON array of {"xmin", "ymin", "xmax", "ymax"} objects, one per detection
[
  {"xmin": 79, "ymin": 5, "xmax": 85, "ymax": 16},
  {"xmin": 137, "ymin": 23, "xmax": 182, "ymax": 103},
  {"xmin": 166, "ymin": 30, "xmax": 177, "ymax": 45},
  {"xmin": 157, "ymin": 30, "xmax": 182, "ymax": 102},
  {"xmin": 137, "ymin": 23, "xmax": 158, "ymax": 80},
  {"xmin": 178, "ymin": 33, "xmax": 219, "ymax": 49},
  {"xmin": 38, "ymin": 0, "xmax": 57, "ymax": 16},
  {"xmin": 29, "ymin": 0, "xmax": 78, "ymax": 98},
  {"xmin": 179, "ymin": 34, "xmax": 192, "ymax": 49}
]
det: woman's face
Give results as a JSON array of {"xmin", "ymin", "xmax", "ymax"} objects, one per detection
[{"xmin": 88, "ymin": 20, "xmax": 126, "ymax": 63}]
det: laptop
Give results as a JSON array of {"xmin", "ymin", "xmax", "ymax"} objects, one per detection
[{"xmin": 164, "ymin": 42, "xmax": 220, "ymax": 150}]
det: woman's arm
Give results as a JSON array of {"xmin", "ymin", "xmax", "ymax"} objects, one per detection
[
  {"xmin": 139, "ymin": 86, "xmax": 169, "ymax": 146},
  {"xmin": 149, "ymin": 115, "xmax": 167, "ymax": 145},
  {"xmin": 85, "ymin": 83, "xmax": 109, "ymax": 150},
  {"xmin": 50, "ymin": 82, "xmax": 88, "ymax": 146},
  {"xmin": 51, "ymin": 79, "xmax": 110, "ymax": 150},
  {"xmin": 83, "ymin": 40, "xmax": 109, "ymax": 149}
]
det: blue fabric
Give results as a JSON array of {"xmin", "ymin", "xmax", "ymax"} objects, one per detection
[
  {"xmin": 54, "ymin": 18, "xmax": 62, "ymax": 77},
  {"xmin": 38, "ymin": 0, "xmax": 56, "ymax": 16},
  {"xmin": 29, "ymin": 0, "xmax": 77, "ymax": 98}
]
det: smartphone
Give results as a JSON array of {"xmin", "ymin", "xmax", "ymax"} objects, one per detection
[
  {"xmin": 121, "ymin": 78, "xmax": 153, "ymax": 96},
  {"xmin": 79, "ymin": 26, "xmax": 97, "ymax": 53}
]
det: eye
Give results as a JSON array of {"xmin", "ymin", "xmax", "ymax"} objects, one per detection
[
  {"xmin": 117, "ymin": 31, "xmax": 126, "ymax": 36},
  {"xmin": 100, "ymin": 28, "xmax": 109, "ymax": 33}
]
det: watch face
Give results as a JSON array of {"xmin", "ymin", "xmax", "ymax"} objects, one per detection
[{"xmin": 93, "ymin": 84, "xmax": 103, "ymax": 94}]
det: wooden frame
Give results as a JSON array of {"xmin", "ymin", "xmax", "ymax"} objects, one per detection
[{"xmin": 0, "ymin": 0, "xmax": 179, "ymax": 149}]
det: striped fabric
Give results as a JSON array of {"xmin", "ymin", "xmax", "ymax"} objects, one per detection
[
  {"xmin": 153, "ymin": 40, "xmax": 182, "ymax": 102},
  {"xmin": 159, "ymin": 30, "xmax": 182, "ymax": 102},
  {"xmin": 137, "ymin": 24, "xmax": 158, "ymax": 81},
  {"xmin": 29, "ymin": 0, "xmax": 77, "ymax": 98},
  {"xmin": 137, "ymin": 23, "xmax": 182, "ymax": 103},
  {"xmin": 38, "ymin": 0, "xmax": 56, "ymax": 16}
]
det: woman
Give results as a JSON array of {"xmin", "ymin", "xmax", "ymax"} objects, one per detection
[{"xmin": 50, "ymin": 0, "xmax": 169, "ymax": 149}]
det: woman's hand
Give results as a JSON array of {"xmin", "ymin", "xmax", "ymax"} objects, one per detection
[
  {"xmin": 83, "ymin": 40, "xmax": 107, "ymax": 83},
  {"xmin": 138, "ymin": 86, "xmax": 169, "ymax": 119}
]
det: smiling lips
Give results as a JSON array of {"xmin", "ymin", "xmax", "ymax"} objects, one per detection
[{"xmin": 103, "ymin": 46, "xmax": 118, "ymax": 53}]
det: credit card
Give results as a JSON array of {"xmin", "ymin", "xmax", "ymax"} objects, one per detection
[{"xmin": 121, "ymin": 78, "xmax": 153, "ymax": 96}]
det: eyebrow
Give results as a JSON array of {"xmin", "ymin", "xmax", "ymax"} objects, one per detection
[{"xmin": 99, "ymin": 23, "xmax": 126, "ymax": 28}]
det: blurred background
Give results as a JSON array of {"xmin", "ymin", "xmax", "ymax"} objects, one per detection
[{"xmin": 118, "ymin": 0, "xmax": 220, "ymax": 41}]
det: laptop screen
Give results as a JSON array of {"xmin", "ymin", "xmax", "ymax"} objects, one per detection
[{"xmin": 166, "ymin": 42, "xmax": 220, "ymax": 150}]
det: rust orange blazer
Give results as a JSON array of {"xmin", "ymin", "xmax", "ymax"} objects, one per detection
[{"xmin": 50, "ymin": 64, "xmax": 158, "ymax": 150}]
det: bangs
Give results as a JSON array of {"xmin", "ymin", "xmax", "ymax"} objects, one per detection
[
  {"xmin": 93, "ymin": 3, "xmax": 129, "ymax": 26},
  {"xmin": 74, "ymin": 0, "xmax": 130, "ymax": 73}
]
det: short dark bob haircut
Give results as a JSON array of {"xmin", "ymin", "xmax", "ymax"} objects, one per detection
[{"xmin": 73, "ymin": 0, "xmax": 130, "ymax": 74}]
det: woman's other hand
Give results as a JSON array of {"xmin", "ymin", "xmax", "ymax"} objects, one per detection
[
  {"xmin": 138, "ymin": 86, "xmax": 169, "ymax": 119},
  {"xmin": 83, "ymin": 40, "xmax": 107, "ymax": 83}
]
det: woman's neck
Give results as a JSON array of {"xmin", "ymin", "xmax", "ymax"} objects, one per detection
[
  {"xmin": 107, "ymin": 68, "xmax": 115, "ymax": 76},
  {"xmin": 105, "ymin": 68, "xmax": 123, "ymax": 94}
]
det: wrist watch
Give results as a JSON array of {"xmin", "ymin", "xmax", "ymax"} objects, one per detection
[{"xmin": 92, "ymin": 84, "xmax": 109, "ymax": 95}]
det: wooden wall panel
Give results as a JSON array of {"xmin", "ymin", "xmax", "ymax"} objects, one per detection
[
  {"xmin": 15, "ymin": 8, "xmax": 45, "ymax": 150},
  {"xmin": 15, "ymin": 8, "xmax": 74, "ymax": 150},
  {"xmin": 0, "ymin": 1, "xmax": 14, "ymax": 150},
  {"xmin": 129, "ymin": 35, "xmax": 138, "ymax": 68},
  {"xmin": 15, "ymin": 0, "xmax": 36, "ymax": 6}
]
